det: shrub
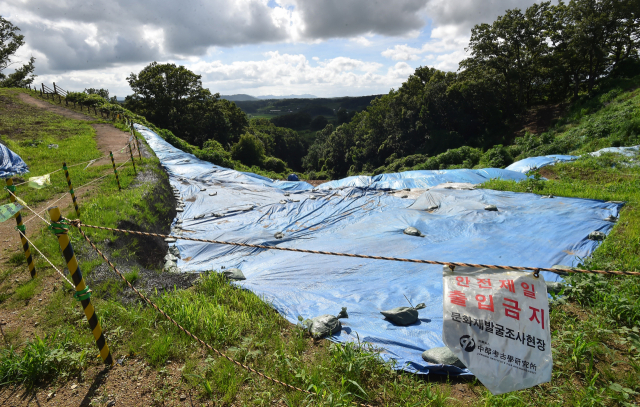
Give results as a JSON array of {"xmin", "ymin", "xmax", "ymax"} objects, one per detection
[
  {"xmin": 479, "ymin": 144, "xmax": 514, "ymax": 168},
  {"xmin": 231, "ymin": 133, "xmax": 265, "ymax": 167},
  {"xmin": 263, "ymin": 156, "xmax": 286, "ymax": 173}
]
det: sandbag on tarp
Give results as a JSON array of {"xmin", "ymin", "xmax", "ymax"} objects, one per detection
[
  {"xmin": 222, "ymin": 268, "xmax": 246, "ymax": 280},
  {"xmin": 0, "ymin": 144, "xmax": 29, "ymax": 178},
  {"xmin": 136, "ymin": 124, "xmax": 623, "ymax": 376},
  {"xmin": 300, "ymin": 307, "xmax": 348, "ymax": 338},
  {"xmin": 381, "ymin": 303, "xmax": 426, "ymax": 326},
  {"xmin": 506, "ymin": 154, "xmax": 578, "ymax": 173}
]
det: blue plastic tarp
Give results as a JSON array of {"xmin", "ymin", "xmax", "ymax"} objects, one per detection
[
  {"xmin": 136, "ymin": 124, "xmax": 622, "ymax": 375},
  {"xmin": 590, "ymin": 145, "xmax": 640, "ymax": 157},
  {"xmin": 316, "ymin": 168, "xmax": 530, "ymax": 190},
  {"xmin": 507, "ymin": 145, "xmax": 640, "ymax": 173},
  {"xmin": 0, "ymin": 144, "xmax": 29, "ymax": 178},
  {"xmin": 506, "ymin": 155, "xmax": 578, "ymax": 173}
]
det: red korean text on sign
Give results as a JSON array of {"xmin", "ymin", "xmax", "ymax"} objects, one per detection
[
  {"xmin": 477, "ymin": 278, "xmax": 492, "ymax": 289},
  {"xmin": 476, "ymin": 294, "xmax": 495, "ymax": 312},
  {"xmin": 503, "ymin": 298, "xmax": 521, "ymax": 320},
  {"xmin": 499, "ymin": 279, "xmax": 515, "ymax": 293},
  {"xmin": 521, "ymin": 282, "xmax": 536, "ymax": 299},
  {"xmin": 529, "ymin": 306, "xmax": 545, "ymax": 330},
  {"xmin": 449, "ymin": 290, "xmax": 467, "ymax": 307},
  {"xmin": 456, "ymin": 276, "xmax": 470, "ymax": 287}
]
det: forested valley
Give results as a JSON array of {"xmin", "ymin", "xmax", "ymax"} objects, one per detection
[{"xmin": 119, "ymin": 0, "xmax": 639, "ymax": 180}]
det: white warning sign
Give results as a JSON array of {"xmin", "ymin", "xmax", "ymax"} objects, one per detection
[{"xmin": 442, "ymin": 266, "xmax": 552, "ymax": 395}]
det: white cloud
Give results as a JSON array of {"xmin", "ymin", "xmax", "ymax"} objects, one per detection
[
  {"xmin": 381, "ymin": 45, "xmax": 423, "ymax": 61},
  {"xmin": 382, "ymin": 24, "xmax": 470, "ymax": 70},
  {"xmin": 351, "ymin": 36, "xmax": 373, "ymax": 47},
  {"xmin": 188, "ymin": 52, "xmax": 402, "ymax": 96},
  {"xmin": 1, "ymin": 0, "xmax": 547, "ymax": 95}
]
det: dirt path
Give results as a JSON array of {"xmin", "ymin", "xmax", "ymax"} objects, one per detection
[
  {"xmin": 0, "ymin": 93, "xmax": 146, "ymax": 247},
  {"xmin": 16, "ymin": 93, "xmax": 136, "ymax": 166}
]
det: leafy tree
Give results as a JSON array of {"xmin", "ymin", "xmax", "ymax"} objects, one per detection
[
  {"xmin": 303, "ymin": 124, "xmax": 334, "ymax": 173},
  {"xmin": 479, "ymin": 144, "xmax": 514, "ymax": 168},
  {"xmin": 309, "ymin": 115, "xmax": 328, "ymax": 131},
  {"xmin": 336, "ymin": 108, "xmax": 356, "ymax": 124},
  {"xmin": 0, "ymin": 16, "xmax": 35, "ymax": 87},
  {"xmin": 247, "ymin": 119, "xmax": 305, "ymax": 170},
  {"xmin": 126, "ymin": 62, "xmax": 247, "ymax": 148},
  {"xmin": 231, "ymin": 133, "xmax": 265, "ymax": 166},
  {"xmin": 270, "ymin": 111, "xmax": 311, "ymax": 130},
  {"xmin": 84, "ymin": 88, "xmax": 110, "ymax": 99},
  {"xmin": 0, "ymin": 56, "xmax": 35, "ymax": 87}
]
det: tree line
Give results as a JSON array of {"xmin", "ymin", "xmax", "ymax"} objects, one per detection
[
  {"xmin": 303, "ymin": 0, "xmax": 640, "ymax": 178},
  {"xmin": 2, "ymin": 1, "xmax": 638, "ymax": 179}
]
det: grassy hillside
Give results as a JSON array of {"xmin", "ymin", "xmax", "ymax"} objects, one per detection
[
  {"xmin": 1, "ymin": 87, "xmax": 639, "ymax": 406},
  {"xmin": 371, "ymin": 75, "xmax": 640, "ymax": 176}
]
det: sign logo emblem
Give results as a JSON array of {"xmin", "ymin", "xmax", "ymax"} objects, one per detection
[{"xmin": 460, "ymin": 335, "xmax": 476, "ymax": 352}]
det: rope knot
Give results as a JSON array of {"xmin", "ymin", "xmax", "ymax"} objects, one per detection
[
  {"xmin": 73, "ymin": 286, "xmax": 92, "ymax": 301},
  {"xmin": 48, "ymin": 219, "xmax": 70, "ymax": 235},
  {"xmin": 69, "ymin": 219, "xmax": 82, "ymax": 228}
]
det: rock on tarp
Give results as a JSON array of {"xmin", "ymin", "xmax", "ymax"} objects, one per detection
[{"xmin": 135, "ymin": 124, "xmax": 622, "ymax": 375}]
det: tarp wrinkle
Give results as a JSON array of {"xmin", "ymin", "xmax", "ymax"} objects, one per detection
[{"xmin": 135, "ymin": 124, "xmax": 622, "ymax": 375}]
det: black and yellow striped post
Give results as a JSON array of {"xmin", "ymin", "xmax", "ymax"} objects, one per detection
[
  {"xmin": 63, "ymin": 162, "xmax": 80, "ymax": 218},
  {"xmin": 47, "ymin": 206, "xmax": 113, "ymax": 366},
  {"xmin": 128, "ymin": 144, "xmax": 137, "ymax": 175},
  {"xmin": 109, "ymin": 151, "xmax": 121, "ymax": 191},
  {"xmin": 5, "ymin": 178, "xmax": 36, "ymax": 278}
]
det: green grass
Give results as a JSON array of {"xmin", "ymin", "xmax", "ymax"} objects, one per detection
[
  {"xmin": 13, "ymin": 277, "xmax": 41, "ymax": 301},
  {"xmin": 478, "ymin": 154, "xmax": 640, "ymax": 406},
  {"xmin": 0, "ymin": 333, "xmax": 88, "ymax": 386},
  {"xmin": 2, "ymin": 87, "xmax": 640, "ymax": 405}
]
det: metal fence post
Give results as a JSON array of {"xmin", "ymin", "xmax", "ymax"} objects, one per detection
[
  {"xmin": 47, "ymin": 206, "xmax": 113, "ymax": 366},
  {"xmin": 5, "ymin": 179, "xmax": 36, "ymax": 278},
  {"xmin": 63, "ymin": 162, "xmax": 80, "ymax": 218}
]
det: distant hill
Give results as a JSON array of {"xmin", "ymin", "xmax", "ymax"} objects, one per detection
[
  {"xmin": 220, "ymin": 94, "xmax": 259, "ymax": 101},
  {"xmin": 256, "ymin": 94, "xmax": 317, "ymax": 100}
]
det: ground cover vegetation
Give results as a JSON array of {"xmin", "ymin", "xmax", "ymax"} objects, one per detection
[
  {"xmin": 1, "ymin": 87, "xmax": 640, "ymax": 405},
  {"xmin": 0, "ymin": 3, "xmax": 640, "ymax": 405}
]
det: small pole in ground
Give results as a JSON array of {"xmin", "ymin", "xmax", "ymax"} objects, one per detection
[
  {"xmin": 132, "ymin": 124, "xmax": 142, "ymax": 161},
  {"xmin": 128, "ymin": 144, "xmax": 137, "ymax": 175},
  {"xmin": 47, "ymin": 206, "xmax": 113, "ymax": 366},
  {"xmin": 109, "ymin": 152, "xmax": 122, "ymax": 191},
  {"xmin": 5, "ymin": 178, "xmax": 36, "ymax": 278},
  {"xmin": 63, "ymin": 162, "xmax": 80, "ymax": 218}
]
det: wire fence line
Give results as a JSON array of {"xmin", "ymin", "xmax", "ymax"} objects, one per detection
[
  {"xmin": 12, "ymin": 158, "xmax": 134, "ymax": 228},
  {"xmin": 67, "ymin": 220, "xmax": 640, "ymax": 277},
  {"xmin": 73, "ymin": 225, "xmax": 374, "ymax": 407},
  {"xmin": 18, "ymin": 230, "xmax": 73, "ymax": 287}
]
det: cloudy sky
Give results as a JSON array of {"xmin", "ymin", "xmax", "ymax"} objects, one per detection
[{"xmin": 3, "ymin": 0, "xmax": 544, "ymax": 98}]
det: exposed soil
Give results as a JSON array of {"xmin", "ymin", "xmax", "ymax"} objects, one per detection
[
  {"xmin": 515, "ymin": 103, "xmax": 568, "ymax": 137},
  {"xmin": 0, "ymin": 93, "xmax": 202, "ymax": 406},
  {"xmin": 16, "ymin": 93, "xmax": 147, "ymax": 166}
]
